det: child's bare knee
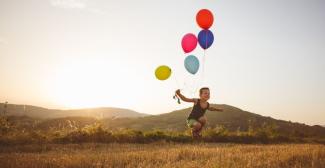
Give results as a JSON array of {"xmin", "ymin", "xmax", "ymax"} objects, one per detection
[
  {"xmin": 198, "ymin": 117, "xmax": 207, "ymax": 124},
  {"xmin": 193, "ymin": 122, "xmax": 202, "ymax": 130}
]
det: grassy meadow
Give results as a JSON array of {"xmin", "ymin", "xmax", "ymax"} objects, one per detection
[
  {"xmin": 0, "ymin": 143, "xmax": 324, "ymax": 168},
  {"xmin": 1, "ymin": 115, "xmax": 325, "ymax": 167}
]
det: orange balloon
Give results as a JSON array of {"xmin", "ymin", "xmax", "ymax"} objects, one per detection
[{"xmin": 196, "ymin": 9, "xmax": 214, "ymax": 29}]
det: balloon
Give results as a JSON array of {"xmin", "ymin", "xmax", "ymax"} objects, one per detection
[
  {"xmin": 155, "ymin": 65, "xmax": 172, "ymax": 80},
  {"xmin": 184, "ymin": 55, "xmax": 199, "ymax": 75},
  {"xmin": 198, "ymin": 29, "xmax": 214, "ymax": 49},
  {"xmin": 196, "ymin": 9, "xmax": 214, "ymax": 29},
  {"xmin": 181, "ymin": 33, "xmax": 197, "ymax": 53}
]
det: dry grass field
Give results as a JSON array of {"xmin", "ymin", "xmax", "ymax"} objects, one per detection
[{"xmin": 0, "ymin": 143, "xmax": 324, "ymax": 168}]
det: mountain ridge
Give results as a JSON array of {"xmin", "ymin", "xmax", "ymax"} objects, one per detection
[
  {"xmin": 101, "ymin": 104, "xmax": 325, "ymax": 138},
  {"xmin": 0, "ymin": 103, "xmax": 149, "ymax": 119},
  {"xmin": 1, "ymin": 103, "xmax": 324, "ymax": 138}
]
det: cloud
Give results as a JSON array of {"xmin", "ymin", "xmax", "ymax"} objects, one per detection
[
  {"xmin": 50, "ymin": 0, "xmax": 106, "ymax": 14},
  {"xmin": 50, "ymin": 0, "xmax": 86, "ymax": 9}
]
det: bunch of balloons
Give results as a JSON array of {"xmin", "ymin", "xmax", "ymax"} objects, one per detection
[
  {"xmin": 182, "ymin": 9, "xmax": 214, "ymax": 75},
  {"xmin": 155, "ymin": 9, "xmax": 214, "ymax": 81}
]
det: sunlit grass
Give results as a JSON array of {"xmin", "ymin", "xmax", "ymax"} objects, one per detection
[{"xmin": 0, "ymin": 143, "xmax": 324, "ymax": 168}]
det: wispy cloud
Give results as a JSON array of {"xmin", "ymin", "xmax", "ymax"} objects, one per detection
[
  {"xmin": 50, "ymin": 0, "xmax": 86, "ymax": 9},
  {"xmin": 50, "ymin": 0, "xmax": 105, "ymax": 14}
]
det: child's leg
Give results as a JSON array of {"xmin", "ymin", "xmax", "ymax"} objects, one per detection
[
  {"xmin": 198, "ymin": 116, "xmax": 207, "ymax": 127},
  {"xmin": 197, "ymin": 116, "xmax": 207, "ymax": 135},
  {"xmin": 192, "ymin": 122, "xmax": 202, "ymax": 138},
  {"xmin": 192, "ymin": 122, "xmax": 202, "ymax": 132},
  {"xmin": 187, "ymin": 119, "xmax": 202, "ymax": 138}
]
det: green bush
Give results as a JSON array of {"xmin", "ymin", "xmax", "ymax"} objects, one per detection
[{"xmin": 0, "ymin": 121, "xmax": 323, "ymax": 145}]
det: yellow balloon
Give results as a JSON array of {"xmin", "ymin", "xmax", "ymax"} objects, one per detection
[{"xmin": 155, "ymin": 65, "xmax": 172, "ymax": 80}]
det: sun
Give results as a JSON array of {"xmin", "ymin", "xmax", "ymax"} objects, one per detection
[
  {"xmin": 48, "ymin": 58, "xmax": 123, "ymax": 109},
  {"xmin": 44, "ymin": 57, "xmax": 161, "ymax": 112}
]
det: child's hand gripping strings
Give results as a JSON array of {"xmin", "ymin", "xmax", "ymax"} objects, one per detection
[{"xmin": 173, "ymin": 89, "xmax": 182, "ymax": 104}]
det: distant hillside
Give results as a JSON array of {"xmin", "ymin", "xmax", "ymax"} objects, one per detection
[
  {"xmin": 0, "ymin": 103, "xmax": 149, "ymax": 119},
  {"xmin": 1, "ymin": 103, "xmax": 324, "ymax": 138},
  {"xmin": 102, "ymin": 104, "xmax": 325, "ymax": 138}
]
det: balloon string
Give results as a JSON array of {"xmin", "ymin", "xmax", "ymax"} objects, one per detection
[
  {"xmin": 172, "ymin": 72, "xmax": 183, "ymax": 104},
  {"xmin": 202, "ymin": 30, "xmax": 207, "ymax": 83},
  {"xmin": 173, "ymin": 74, "xmax": 181, "ymax": 89},
  {"xmin": 193, "ymin": 31, "xmax": 208, "ymax": 96},
  {"xmin": 192, "ymin": 49, "xmax": 206, "ymax": 97},
  {"xmin": 202, "ymin": 49, "xmax": 206, "ymax": 82}
]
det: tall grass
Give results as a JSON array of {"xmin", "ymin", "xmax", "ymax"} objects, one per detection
[
  {"xmin": 1, "ymin": 121, "xmax": 324, "ymax": 145},
  {"xmin": 0, "ymin": 143, "xmax": 324, "ymax": 168}
]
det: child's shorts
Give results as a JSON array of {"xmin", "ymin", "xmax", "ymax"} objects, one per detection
[{"xmin": 186, "ymin": 118, "xmax": 199, "ymax": 128}]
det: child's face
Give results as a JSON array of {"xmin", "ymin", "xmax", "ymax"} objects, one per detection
[{"xmin": 200, "ymin": 89, "xmax": 210, "ymax": 101}]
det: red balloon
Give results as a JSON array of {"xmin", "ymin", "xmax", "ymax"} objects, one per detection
[{"xmin": 196, "ymin": 9, "xmax": 214, "ymax": 29}]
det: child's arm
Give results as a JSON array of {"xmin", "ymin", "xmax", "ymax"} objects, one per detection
[
  {"xmin": 175, "ymin": 89, "xmax": 197, "ymax": 103},
  {"xmin": 208, "ymin": 106, "xmax": 223, "ymax": 112}
]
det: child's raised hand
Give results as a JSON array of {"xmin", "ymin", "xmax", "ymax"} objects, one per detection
[{"xmin": 175, "ymin": 89, "xmax": 181, "ymax": 96}]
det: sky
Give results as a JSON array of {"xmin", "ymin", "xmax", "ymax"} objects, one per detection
[{"xmin": 0, "ymin": 0, "xmax": 324, "ymax": 125}]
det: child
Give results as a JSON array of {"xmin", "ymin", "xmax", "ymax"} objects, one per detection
[{"xmin": 175, "ymin": 87, "xmax": 223, "ymax": 138}]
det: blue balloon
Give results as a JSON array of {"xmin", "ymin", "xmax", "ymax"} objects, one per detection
[
  {"xmin": 198, "ymin": 29, "xmax": 214, "ymax": 49},
  {"xmin": 184, "ymin": 55, "xmax": 200, "ymax": 75}
]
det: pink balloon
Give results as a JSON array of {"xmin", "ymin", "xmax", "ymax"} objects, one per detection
[{"xmin": 181, "ymin": 33, "xmax": 197, "ymax": 53}]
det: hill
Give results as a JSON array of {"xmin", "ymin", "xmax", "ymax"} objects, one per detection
[
  {"xmin": 102, "ymin": 104, "xmax": 325, "ymax": 138},
  {"xmin": 0, "ymin": 103, "xmax": 149, "ymax": 119},
  {"xmin": 1, "ymin": 103, "xmax": 324, "ymax": 138}
]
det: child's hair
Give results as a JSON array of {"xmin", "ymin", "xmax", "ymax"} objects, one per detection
[{"xmin": 199, "ymin": 87, "xmax": 209, "ymax": 95}]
